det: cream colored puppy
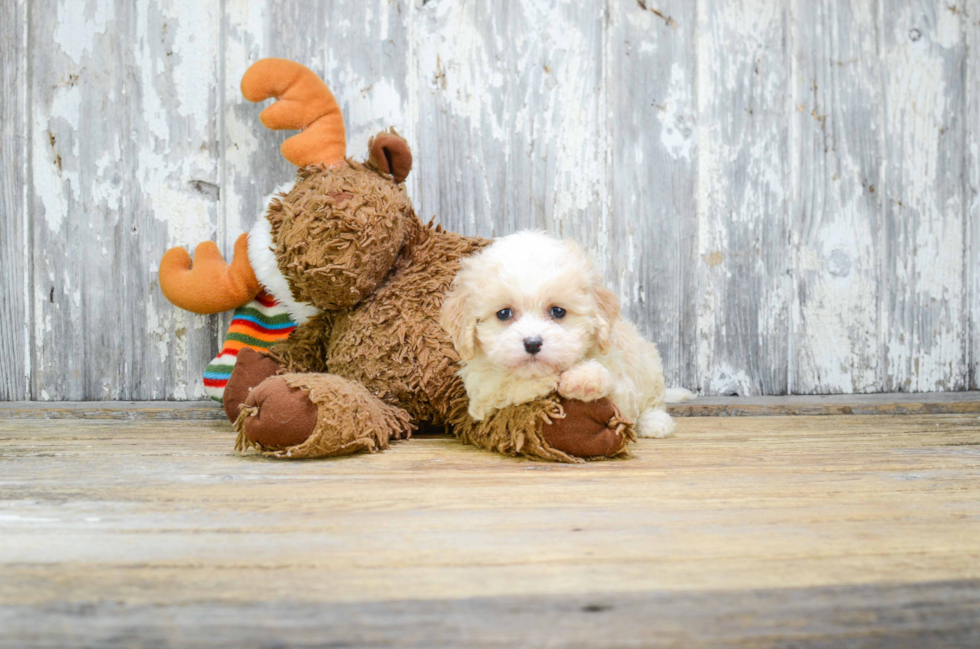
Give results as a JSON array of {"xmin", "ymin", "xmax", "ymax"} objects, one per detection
[{"xmin": 441, "ymin": 231, "xmax": 683, "ymax": 439}]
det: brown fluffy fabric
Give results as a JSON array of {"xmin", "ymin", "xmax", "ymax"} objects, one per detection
[
  {"xmin": 236, "ymin": 372, "xmax": 413, "ymax": 459},
  {"xmin": 455, "ymin": 395, "xmax": 578, "ymax": 462},
  {"xmin": 268, "ymin": 162, "xmax": 413, "ymax": 311},
  {"xmin": 455, "ymin": 395, "xmax": 634, "ymax": 463},
  {"xmin": 266, "ymin": 312, "xmax": 334, "ymax": 374}
]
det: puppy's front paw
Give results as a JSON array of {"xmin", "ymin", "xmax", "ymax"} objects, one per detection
[{"xmin": 558, "ymin": 361, "xmax": 612, "ymax": 402}]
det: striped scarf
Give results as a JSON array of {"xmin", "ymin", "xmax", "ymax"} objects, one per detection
[{"xmin": 203, "ymin": 292, "xmax": 297, "ymax": 402}]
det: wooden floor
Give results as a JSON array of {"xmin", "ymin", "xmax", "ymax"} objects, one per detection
[{"xmin": 2, "ymin": 399, "xmax": 980, "ymax": 647}]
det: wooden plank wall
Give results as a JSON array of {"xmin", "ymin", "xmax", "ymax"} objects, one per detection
[
  {"xmin": 0, "ymin": 0, "xmax": 976, "ymax": 400},
  {"xmin": 0, "ymin": 0, "xmax": 30, "ymax": 401}
]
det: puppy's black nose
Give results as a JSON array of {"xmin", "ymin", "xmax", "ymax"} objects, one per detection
[{"xmin": 523, "ymin": 337, "xmax": 543, "ymax": 355}]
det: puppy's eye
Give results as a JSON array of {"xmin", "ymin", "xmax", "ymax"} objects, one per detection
[
  {"xmin": 550, "ymin": 306, "xmax": 566, "ymax": 319},
  {"xmin": 496, "ymin": 308, "xmax": 513, "ymax": 321}
]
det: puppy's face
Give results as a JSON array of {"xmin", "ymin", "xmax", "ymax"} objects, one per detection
[{"xmin": 442, "ymin": 232, "xmax": 620, "ymax": 378}]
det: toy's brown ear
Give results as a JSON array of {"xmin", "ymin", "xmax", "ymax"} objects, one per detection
[{"xmin": 369, "ymin": 130, "xmax": 413, "ymax": 184}]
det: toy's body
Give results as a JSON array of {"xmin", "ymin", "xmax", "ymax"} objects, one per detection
[
  {"xmin": 158, "ymin": 58, "xmax": 635, "ymax": 463},
  {"xmin": 236, "ymin": 189, "xmax": 489, "ymax": 456},
  {"xmin": 288, "ymin": 223, "xmax": 484, "ymax": 427}
]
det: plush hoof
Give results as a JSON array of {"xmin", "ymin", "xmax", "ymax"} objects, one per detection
[
  {"xmin": 223, "ymin": 348, "xmax": 282, "ymax": 422},
  {"xmin": 541, "ymin": 397, "xmax": 630, "ymax": 458},
  {"xmin": 238, "ymin": 376, "xmax": 318, "ymax": 449}
]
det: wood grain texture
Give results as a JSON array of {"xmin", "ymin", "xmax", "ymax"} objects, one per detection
[
  {"xmin": 1, "ymin": 412, "xmax": 979, "ymax": 645},
  {"xmin": 0, "ymin": 0, "xmax": 29, "ymax": 400},
  {"xmin": 1, "ymin": 582, "xmax": 978, "ymax": 648},
  {"xmin": 879, "ymin": 0, "xmax": 968, "ymax": 392},
  {"xmin": 606, "ymin": 0, "xmax": 698, "ymax": 389},
  {"xmin": 1, "ymin": 392, "xmax": 976, "ymax": 419},
  {"xmin": 696, "ymin": 0, "xmax": 792, "ymax": 396},
  {"xmin": 669, "ymin": 390, "xmax": 980, "ymax": 417},
  {"xmin": 29, "ymin": 0, "xmax": 222, "ymax": 400},
  {"xmin": 415, "ymin": 0, "xmax": 605, "ymax": 241},
  {"xmin": 3, "ymin": 0, "xmax": 979, "ymax": 400},
  {"xmin": 790, "ymin": 0, "xmax": 883, "ymax": 394},
  {"xmin": 0, "ymin": 400, "xmax": 226, "ymax": 420},
  {"xmin": 968, "ymin": 0, "xmax": 980, "ymax": 392}
]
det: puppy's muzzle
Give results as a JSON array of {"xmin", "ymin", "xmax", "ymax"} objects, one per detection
[{"xmin": 523, "ymin": 336, "xmax": 543, "ymax": 355}]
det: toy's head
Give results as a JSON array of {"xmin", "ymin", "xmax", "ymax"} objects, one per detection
[{"xmin": 159, "ymin": 58, "xmax": 416, "ymax": 321}]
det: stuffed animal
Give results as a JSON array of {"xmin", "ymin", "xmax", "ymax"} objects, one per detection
[{"xmin": 158, "ymin": 58, "xmax": 635, "ymax": 463}]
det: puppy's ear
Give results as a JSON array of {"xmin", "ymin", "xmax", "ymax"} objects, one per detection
[
  {"xmin": 592, "ymin": 284, "xmax": 621, "ymax": 355},
  {"xmin": 441, "ymin": 281, "xmax": 478, "ymax": 361}
]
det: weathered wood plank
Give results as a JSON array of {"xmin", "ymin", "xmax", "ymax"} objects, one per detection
[
  {"xmin": 1, "ymin": 392, "xmax": 976, "ymax": 419},
  {"xmin": 5, "ymin": 0, "xmax": 980, "ymax": 403},
  {"xmin": 790, "ymin": 0, "xmax": 883, "ymax": 394},
  {"xmin": 29, "ymin": 0, "xmax": 222, "ymax": 400},
  {"xmin": 606, "ymin": 1, "xmax": 698, "ymax": 389},
  {"xmin": 0, "ymin": 401, "xmax": 226, "ymax": 420},
  {"xmin": 967, "ymin": 0, "xmax": 980, "ymax": 392},
  {"xmin": 670, "ymin": 390, "xmax": 980, "ymax": 417},
  {"xmin": 414, "ymin": 0, "xmax": 605, "ymax": 241},
  {"xmin": 695, "ymin": 0, "xmax": 792, "ymax": 396},
  {"xmin": 0, "ymin": 414, "xmax": 978, "ymax": 645},
  {"xmin": 2, "ymin": 581, "xmax": 979, "ymax": 648},
  {"xmin": 0, "ymin": 0, "xmax": 29, "ymax": 400},
  {"xmin": 879, "ymin": 0, "xmax": 968, "ymax": 392}
]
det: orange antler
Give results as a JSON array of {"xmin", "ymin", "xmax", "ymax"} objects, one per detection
[
  {"xmin": 241, "ymin": 58, "xmax": 347, "ymax": 167},
  {"xmin": 159, "ymin": 234, "xmax": 260, "ymax": 314}
]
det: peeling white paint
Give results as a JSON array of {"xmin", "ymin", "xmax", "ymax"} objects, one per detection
[
  {"xmin": 880, "ymin": 2, "xmax": 967, "ymax": 391},
  {"xmin": 10, "ymin": 0, "xmax": 975, "ymax": 400},
  {"xmin": 53, "ymin": 0, "xmax": 113, "ymax": 64},
  {"xmin": 417, "ymin": 3, "xmax": 507, "ymax": 144},
  {"xmin": 32, "ymin": 122, "xmax": 69, "ymax": 234},
  {"xmin": 696, "ymin": 0, "xmax": 791, "ymax": 395},
  {"xmin": 658, "ymin": 64, "xmax": 696, "ymax": 161},
  {"xmin": 170, "ymin": 1, "xmax": 219, "ymax": 122}
]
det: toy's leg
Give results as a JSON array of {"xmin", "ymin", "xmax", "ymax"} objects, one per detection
[
  {"xmin": 234, "ymin": 373, "xmax": 413, "ymax": 459},
  {"xmin": 541, "ymin": 397, "xmax": 635, "ymax": 458},
  {"xmin": 222, "ymin": 348, "xmax": 282, "ymax": 423},
  {"xmin": 456, "ymin": 396, "xmax": 634, "ymax": 464}
]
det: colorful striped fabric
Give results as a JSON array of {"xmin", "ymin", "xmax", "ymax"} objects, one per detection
[{"xmin": 203, "ymin": 292, "xmax": 297, "ymax": 402}]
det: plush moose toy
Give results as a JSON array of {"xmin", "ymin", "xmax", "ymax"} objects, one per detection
[{"xmin": 158, "ymin": 58, "xmax": 634, "ymax": 462}]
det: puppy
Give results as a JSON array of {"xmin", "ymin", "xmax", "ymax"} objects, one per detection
[{"xmin": 441, "ymin": 231, "xmax": 681, "ymax": 439}]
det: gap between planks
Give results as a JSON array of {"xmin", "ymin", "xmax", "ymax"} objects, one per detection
[{"xmin": 0, "ymin": 391, "xmax": 977, "ymax": 420}]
